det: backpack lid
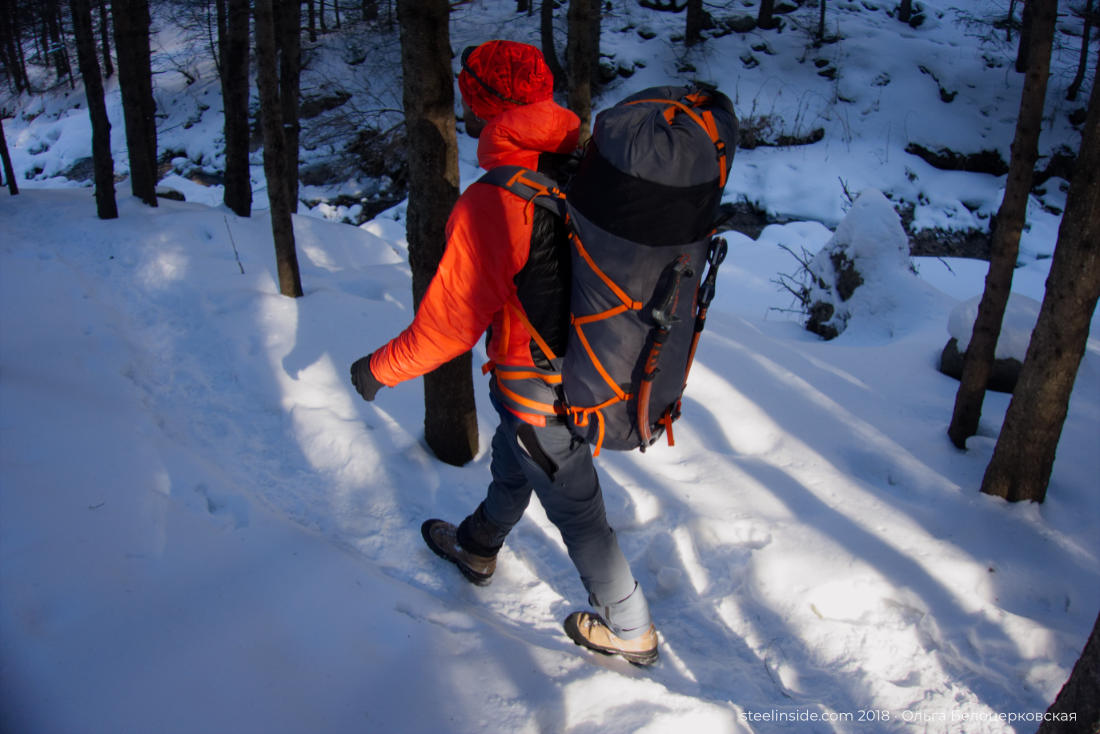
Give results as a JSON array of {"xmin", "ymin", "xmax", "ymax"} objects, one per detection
[{"xmin": 590, "ymin": 85, "xmax": 738, "ymax": 189}]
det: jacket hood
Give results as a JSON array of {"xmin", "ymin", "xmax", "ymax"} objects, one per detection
[{"xmin": 476, "ymin": 99, "xmax": 581, "ymax": 171}]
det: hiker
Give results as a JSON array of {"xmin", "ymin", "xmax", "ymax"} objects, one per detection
[{"xmin": 349, "ymin": 39, "xmax": 658, "ymax": 666}]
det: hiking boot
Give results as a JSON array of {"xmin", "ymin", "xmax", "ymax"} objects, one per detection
[
  {"xmin": 421, "ymin": 519, "xmax": 496, "ymax": 586},
  {"xmin": 563, "ymin": 611, "xmax": 659, "ymax": 667}
]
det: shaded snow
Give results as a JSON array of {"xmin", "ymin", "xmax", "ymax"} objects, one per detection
[{"xmin": 2, "ymin": 1, "xmax": 1098, "ymax": 732}]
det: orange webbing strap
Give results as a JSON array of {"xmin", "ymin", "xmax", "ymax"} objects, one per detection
[
  {"xmin": 567, "ymin": 399, "xmax": 622, "ymax": 456},
  {"xmin": 505, "ymin": 168, "xmax": 564, "ymax": 223},
  {"xmin": 625, "ymin": 96, "xmax": 729, "ymax": 187},
  {"xmin": 506, "ymin": 302, "xmax": 559, "ymax": 363},
  {"xmin": 572, "ymin": 317, "xmax": 629, "ymax": 404},
  {"xmin": 494, "ymin": 377, "xmax": 561, "ymax": 417},
  {"xmin": 571, "ymin": 232, "xmax": 643, "ymax": 313}
]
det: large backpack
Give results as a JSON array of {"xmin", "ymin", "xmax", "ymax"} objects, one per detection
[{"xmin": 483, "ymin": 84, "xmax": 738, "ymax": 454}]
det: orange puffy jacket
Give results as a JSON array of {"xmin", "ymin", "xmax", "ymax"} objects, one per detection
[{"xmin": 369, "ymin": 99, "xmax": 580, "ymax": 420}]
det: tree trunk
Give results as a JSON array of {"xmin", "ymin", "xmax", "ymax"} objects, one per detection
[
  {"xmin": 45, "ymin": 0, "xmax": 73, "ymax": 84},
  {"xmin": 980, "ymin": 75, "xmax": 1100, "ymax": 503},
  {"xmin": 255, "ymin": 0, "xmax": 303, "ymax": 298},
  {"xmin": 567, "ymin": 0, "xmax": 598, "ymax": 142},
  {"xmin": 541, "ymin": 0, "xmax": 566, "ymax": 91},
  {"xmin": 307, "ymin": 0, "xmax": 315, "ymax": 41},
  {"xmin": 1, "ymin": 0, "xmax": 30, "ymax": 92},
  {"xmin": 396, "ymin": 0, "xmax": 477, "ymax": 467},
  {"xmin": 817, "ymin": 0, "xmax": 827, "ymax": 42},
  {"xmin": 219, "ymin": 0, "xmax": 252, "ymax": 217},
  {"xmin": 758, "ymin": 0, "xmax": 777, "ymax": 30},
  {"xmin": 1015, "ymin": 0, "xmax": 1034, "ymax": 73},
  {"xmin": 277, "ymin": 0, "xmax": 301, "ymax": 211},
  {"xmin": 97, "ymin": 0, "xmax": 112, "ymax": 78},
  {"xmin": 685, "ymin": 0, "xmax": 705, "ymax": 46},
  {"xmin": 947, "ymin": 0, "xmax": 1057, "ymax": 450},
  {"xmin": 71, "ymin": 0, "xmax": 118, "ymax": 219},
  {"xmin": 1067, "ymin": 0, "xmax": 1093, "ymax": 101},
  {"xmin": 112, "ymin": 0, "xmax": 158, "ymax": 206},
  {"xmin": 1037, "ymin": 609, "xmax": 1100, "ymax": 734},
  {"xmin": 0, "ymin": 117, "xmax": 18, "ymax": 196}
]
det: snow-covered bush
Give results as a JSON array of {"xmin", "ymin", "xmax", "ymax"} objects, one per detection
[{"xmin": 778, "ymin": 188, "xmax": 915, "ymax": 339}]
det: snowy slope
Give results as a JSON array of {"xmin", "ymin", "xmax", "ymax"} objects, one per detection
[{"xmin": 2, "ymin": 1, "xmax": 1099, "ymax": 732}]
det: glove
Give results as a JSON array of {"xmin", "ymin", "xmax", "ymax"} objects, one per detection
[{"xmin": 350, "ymin": 354, "xmax": 385, "ymax": 401}]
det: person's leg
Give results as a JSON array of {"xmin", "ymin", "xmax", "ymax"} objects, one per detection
[
  {"xmin": 456, "ymin": 401, "xmax": 535, "ymax": 556},
  {"xmin": 493, "ymin": 407, "xmax": 651, "ymax": 638}
]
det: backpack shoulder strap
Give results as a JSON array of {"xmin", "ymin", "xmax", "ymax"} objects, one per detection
[{"xmin": 477, "ymin": 165, "xmax": 568, "ymax": 217}]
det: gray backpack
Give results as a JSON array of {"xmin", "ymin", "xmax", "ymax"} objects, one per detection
[{"xmin": 483, "ymin": 84, "xmax": 737, "ymax": 454}]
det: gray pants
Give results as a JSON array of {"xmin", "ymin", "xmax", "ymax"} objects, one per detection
[{"xmin": 458, "ymin": 394, "xmax": 652, "ymax": 639}]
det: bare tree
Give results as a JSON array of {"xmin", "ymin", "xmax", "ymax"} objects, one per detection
[
  {"xmin": 1, "ymin": 0, "xmax": 32, "ymax": 92},
  {"xmin": 396, "ymin": 0, "xmax": 477, "ymax": 466},
  {"xmin": 567, "ymin": 0, "xmax": 599, "ymax": 142},
  {"xmin": 1067, "ymin": 0, "xmax": 1094, "ymax": 101},
  {"xmin": 255, "ymin": 0, "xmax": 303, "ymax": 298},
  {"xmin": 217, "ymin": 0, "xmax": 252, "ymax": 217},
  {"xmin": 277, "ymin": 0, "xmax": 302, "ymax": 210},
  {"xmin": 947, "ymin": 0, "xmax": 1058, "ymax": 449},
  {"xmin": 980, "ymin": 76, "xmax": 1100, "ymax": 503},
  {"xmin": 112, "ymin": 0, "xmax": 158, "ymax": 206},
  {"xmin": 1, "ymin": 117, "xmax": 18, "ymax": 195},
  {"xmin": 71, "ymin": 0, "xmax": 117, "ymax": 218},
  {"xmin": 541, "ymin": 0, "xmax": 565, "ymax": 90},
  {"xmin": 97, "ymin": 0, "xmax": 112, "ymax": 77}
]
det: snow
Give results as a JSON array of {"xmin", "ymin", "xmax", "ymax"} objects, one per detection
[
  {"xmin": 2, "ymin": 2, "xmax": 1098, "ymax": 732},
  {"xmin": 949, "ymin": 294, "xmax": 1043, "ymax": 361}
]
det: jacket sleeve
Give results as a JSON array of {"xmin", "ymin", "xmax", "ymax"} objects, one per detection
[{"xmin": 369, "ymin": 186, "xmax": 528, "ymax": 387}]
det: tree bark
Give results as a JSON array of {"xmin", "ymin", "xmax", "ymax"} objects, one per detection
[
  {"xmin": 980, "ymin": 75, "xmax": 1100, "ymax": 503},
  {"xmin": 541, "ymin": 0, "xmax": 566, "ymax": 91},
  {"xmin": 112, "ymin": 0, "xmax": 158, "ymax": 206},
  {"xmin": 1036, "ymin": 609, "xmax": 1100, "ymax": 734},
  {"xmin": 567, "ymin": 0, "xmax": 598, "ymax": 142},
  {"xmin": 219, "ymin": 0, "xmax": 252, "ymax": 217},
  {"xmin": 71, "ymin": 0, "xmax": 118, "ymax": 218},
  {"xmin": 255, "ymin": 0, "xmax": 303, "ymax": 298},
  {"xmin": 0, "ymin": 117, "xmax": 18, "ymax": 196},
  {"xmin": 947, "ymin": 0, "xmax": 1057, "ymax": 449},
  {"xmin": 396, "ymin": 0, "xmax": 477, "ymax": 467}
]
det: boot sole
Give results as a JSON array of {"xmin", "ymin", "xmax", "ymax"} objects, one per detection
[
  {"xmin": 421, "ymin": 520, "xmax": 493, "ymax": 587},
  {"xmin": 563, "ymin": 614, "xmax": 659, "ymax": 667}
]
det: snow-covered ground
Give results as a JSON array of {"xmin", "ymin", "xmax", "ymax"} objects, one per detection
[{"xmin": 2, "ymin": 2, "xmax": 1097, "ymax": 732}]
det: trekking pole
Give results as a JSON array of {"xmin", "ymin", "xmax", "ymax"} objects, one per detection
[
  {"xmin": 637, "ymin": 256, "xmax": 691, "ymax": 448},
  {"xmin": 683, "ymin": 237, "xmax": 728, "ymax": 379}
]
